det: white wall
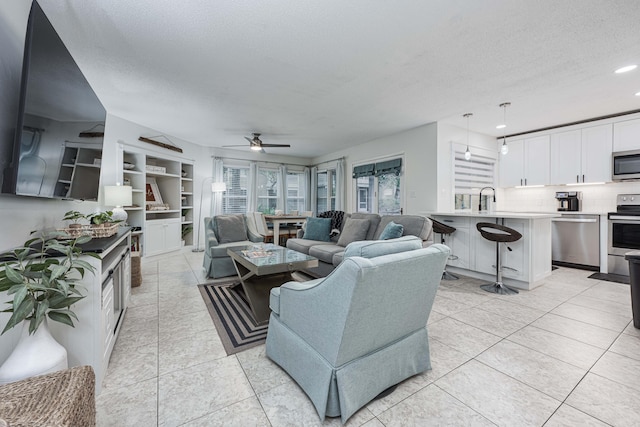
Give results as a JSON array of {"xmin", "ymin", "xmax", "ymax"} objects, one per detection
[{"xmin": 312, "ymin": 122, "xmax": 439, "ymax": 215}]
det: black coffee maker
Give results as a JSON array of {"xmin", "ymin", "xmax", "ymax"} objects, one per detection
[{"xmin": 555, "ymin": 191, "xmax": 581, "ymax": 211}]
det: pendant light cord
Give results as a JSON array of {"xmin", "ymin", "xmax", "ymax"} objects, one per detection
[{"xmin": 463, "ymin": 113, "xmax": 473, "ymax": 160}]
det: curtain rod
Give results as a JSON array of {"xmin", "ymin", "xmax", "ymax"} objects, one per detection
[
  {"xmin": 312, "ymin": 157, "xmax": 344, "ymax": 167},
  {"xmin": 211, "ymin": 155, "xmax": 344, "ymax": 167}
]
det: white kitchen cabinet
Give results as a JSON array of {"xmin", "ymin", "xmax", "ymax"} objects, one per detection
[
  {"xmin": 582, "ymin": 124, "xmax": 612, "ymax": 182},
  {"xmin": 550, "ymin": 130, "xmax": 581, "ymax": 184},
  {"xmin": 499, "ymin": 139, "xmax": 525, "ymax": 187},
  {"xmin": 145, "ymin": 218, "xmax": 181, "ymax": 256},
  {"xmin": 499, "ymin": 136, "xmax": 549, "ymax": 187},
  {"xmin": 613, "ymin": 118, "xmax": 640, "ymax": 152},
  {"xmin": 524, "ymin": 135, "xmax": 550, "ymax": 185},
  {"xmin": 550, "ymin": 125, "xmax": 612, "ymax": 184},
  {"xmin": 434, "ymin": 216, "xmax": 470, "ymax": 270},
  {"xmin": 501, "ymin": 219, "xmax": 527, "ymax": 280}
]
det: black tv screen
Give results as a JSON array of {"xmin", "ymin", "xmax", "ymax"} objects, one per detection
[{"xmin": 4, "ymin": 1, "xmax": 106, "ymax": 201}]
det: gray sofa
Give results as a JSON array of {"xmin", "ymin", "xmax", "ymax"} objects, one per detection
[{"xmin": 286, "ymin": 213, "xmax": 433, "ymax": 277}]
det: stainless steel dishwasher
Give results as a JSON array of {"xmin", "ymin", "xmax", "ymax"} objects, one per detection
[{"xmin": 551, "ymin": 214, "xmax": 600, "ymax": 270}]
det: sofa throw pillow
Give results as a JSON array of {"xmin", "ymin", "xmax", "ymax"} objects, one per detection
[
  {"xmin": 337, "ymin": 218, "xmax": 370, "ymax": 247},
  {"xmin": 216, "ymin": 215, "xmax": 248, "ymax": 243},
  {"xmin": 303, "ymin": 217, "xmax": 332, "ymax": 241},
  {"xmin": 379, "ymin": 221, "xmax": 404, "ymax": 240}
]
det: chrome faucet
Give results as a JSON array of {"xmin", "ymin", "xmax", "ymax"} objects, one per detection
[{"xmin": 479, "ymin": 187, "xmax": 496, "ymax": 211}]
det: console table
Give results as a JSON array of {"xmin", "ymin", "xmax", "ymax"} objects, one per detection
[{"xmin": 48, "ymin": 228, "xmax": 132, "ymax": 394}]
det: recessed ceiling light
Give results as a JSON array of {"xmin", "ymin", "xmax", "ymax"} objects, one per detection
[
  {"xmin": 496, "ymin": 124, "xmax": 506, "ymax": 129},
  {"xmin": 615, "ymin": 65, "xmax": 637, "ymax": 74},
  {"xmin": 635, "ymin": 91, "xmax": 640, "ymax": 97}
]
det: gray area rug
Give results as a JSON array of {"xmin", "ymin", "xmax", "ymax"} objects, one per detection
[
  {"xmin": 198, "ymin": 281, "xmax": 268, "ymax": 355},
  {"xmin": 588, "ymin": 272, "xmax": 630, "ymax": 285}
]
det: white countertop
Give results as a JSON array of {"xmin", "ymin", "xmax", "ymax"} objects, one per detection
[{"xmin": 428, "ymin": 211, "xmax": 560, "ymax": 219}]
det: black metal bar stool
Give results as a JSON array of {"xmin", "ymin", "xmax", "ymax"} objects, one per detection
[
  {"xmin": 430, "ymin": 218, "xmax": 459, "ymax": 280},
  {"xmin": 476, "ymin": 222, "xmax": 522, "ymax": 295}
]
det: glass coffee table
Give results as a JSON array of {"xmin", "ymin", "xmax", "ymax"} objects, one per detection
[{"xmin": 227, "ymin": 244, "xmax": 318, "ymax": 325}]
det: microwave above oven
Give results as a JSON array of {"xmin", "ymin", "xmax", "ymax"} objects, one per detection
[{"xmin": 612, "ymin": 149, "xmax": 640, "ymax": 181}]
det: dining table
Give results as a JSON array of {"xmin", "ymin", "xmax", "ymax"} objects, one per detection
[{"xmin": 263, "ymin": 215, "xmax": 310, "ymax": 240}]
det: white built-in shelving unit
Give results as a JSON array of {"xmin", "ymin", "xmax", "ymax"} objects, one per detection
[{"xmin": 121, "ymin": 146, "xmax": 194, "ymax": 256}]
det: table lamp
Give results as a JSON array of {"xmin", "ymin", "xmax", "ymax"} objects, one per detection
[{"xmin": 104, "ymin": 183, "xmax": 133, "ymax": 223}]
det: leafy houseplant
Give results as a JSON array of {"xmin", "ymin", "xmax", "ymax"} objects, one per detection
[
  {"xmin": 181, "ymin": 225, "xmax": 193, "ymax": 239},
  {"xmin": 88, "ymin": 210, "xmax": 114, "ymax": 227},
  {"xmin": 0, "ymin": 231, "xmax": 97, "ymax": 335},
  {"xmin": 62, "ymin": 210, "xmax": 87, "ymax": 228}
]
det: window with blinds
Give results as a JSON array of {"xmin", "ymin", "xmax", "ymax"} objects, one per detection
[
  {"xmin": 222, "ymin": 166, "xmax": 249, "ymax": 214},
  {"xmin": 452, "ymin": 144, "xmax": 497, "ymax": 209}
]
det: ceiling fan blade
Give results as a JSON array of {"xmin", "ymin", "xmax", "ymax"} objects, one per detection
[
  {"xmin": 244, "ymin": 136, "xmax": 253, "ymax": 143},
  {"xmin": 259, "ymin": 143, "xmax": 291, "ymax": 148},
  {"xmin": 222, "ymin": 144, "xmax": 250, "ymax": 147}
]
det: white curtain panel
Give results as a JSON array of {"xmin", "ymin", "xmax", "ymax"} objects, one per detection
[
  {"xmin": 335, "ymin": 158, "xmax": 345, "ymax": 211},
  {"xmin": 212, "ymin": 157, "xmax": 224, "ymax": 216},
  {"xmin": 310, "ymin": 166, "xmax": 318, "ymax": 215},
  {"xmin": 304, "ymin": 167, "xmax": 311, "ymax": 211},
  {"xmin": 278, "ymin": 164, "xmax": 287, "ymax": 212},
  {"xmin": 248, "ymin": 161, "xmax": 258, "ymax": 213}
]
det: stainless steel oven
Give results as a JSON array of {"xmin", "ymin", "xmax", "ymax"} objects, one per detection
[{"xmin": 608, "ymin": 194, "xmax": 640, "ymax": 275}]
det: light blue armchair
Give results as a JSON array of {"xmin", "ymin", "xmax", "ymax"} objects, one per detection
[
  {"xmin": 202, "ymin": 214, "xmax": 263, "ymax": 278},
  {"xmin": 266, "ymin": 237, "xmax": 450, "ymax": 423}
]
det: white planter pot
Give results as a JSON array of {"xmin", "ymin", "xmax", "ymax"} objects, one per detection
[{"xmin": 0, "ymin": 318, "xmax": 68, "ymax": 384}]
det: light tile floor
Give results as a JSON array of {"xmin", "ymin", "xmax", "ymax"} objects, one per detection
[{"xmin": 96, "ymin": 249, "xmax": 640, "ymax": 426}]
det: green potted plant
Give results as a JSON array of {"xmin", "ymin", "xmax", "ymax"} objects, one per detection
[
  {"xmin": 62, "ymin": 210, "xmax": 87, "ymax": 229},
  {"xmin": 0, "ymin": 231, "xmax": 98, "ymax": 382},
  {"xmin": 181, "ymin": 225, "xmax": 193, "ymax": 247},
  {"xmin": 88, "ymin": 210, "xmax": 114, "ymax": 227}
]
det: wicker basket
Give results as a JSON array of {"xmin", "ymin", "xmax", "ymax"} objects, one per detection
[
  {"xmin": 131, "ymin": 251, "xmax": 142, "ymax": 287},
  {"xmin": 58, "ymin": 223, "xmax": 119, "ymax": 239}
]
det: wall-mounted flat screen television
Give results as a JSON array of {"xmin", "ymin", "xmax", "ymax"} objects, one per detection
[{"xmin": 3, "ymin": 1, "xmax": 106, "ymax": 201}]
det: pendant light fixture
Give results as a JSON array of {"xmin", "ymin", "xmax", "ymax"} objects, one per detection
[
  {"xmin": 499, "ymin": 102, "xmax": 510, "ymax": 155},
  {"xmin": 463, "ymin": 113, "xmax": 472, "ymax": 160}
]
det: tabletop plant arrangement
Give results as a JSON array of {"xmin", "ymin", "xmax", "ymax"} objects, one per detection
[
  {"xmin": 0, "ymin": 230, "xmax": 97, "ymax": 335},
  {"xmin": 60, "ymin": 210, "xmax": 120, "ymax": 239},
  {"xmin": 0, "ymin": 230, "xmax": 100, "ymax": 382}
]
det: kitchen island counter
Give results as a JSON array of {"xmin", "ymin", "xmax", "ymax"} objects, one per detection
[
  {"xmin": 429, "ymin": 211, "xmax": 559, "ymax": 219},
  {"xmin": 425, "ymin": 212, "xmax": 556, "ymax": 290}
]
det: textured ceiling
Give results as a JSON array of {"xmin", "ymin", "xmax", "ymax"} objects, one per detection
[{"xmin": 38, "ymin": 0, "xmax": 640, "ymax": 158}]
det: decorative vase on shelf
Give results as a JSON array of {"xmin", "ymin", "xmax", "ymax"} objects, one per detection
[{"xmin": 0, "ymin": 318, "xmax": 68, "ymax": 385}]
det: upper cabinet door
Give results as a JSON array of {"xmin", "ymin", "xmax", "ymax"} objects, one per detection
[
  {"xmin": 499, "ymin": 139, "xmax": 525, "ymax": 187},
  {"xmin": 550, "ymin": 130, "xmax": 581, "ymax": 185},
  {"xmin": 613, "ymin": 118, "xmax": 640, "ymax": 152},
  {"xmin": 582, "ymin": 124, "xmax": 612, "ymax": 183},
  {"xmin": 524, "ymin": 135, "xmax": 550, "ymax": 186}
]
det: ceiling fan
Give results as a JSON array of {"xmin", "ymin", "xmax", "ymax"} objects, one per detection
[{"xmin": 222, "ymin": 133, "xmax": 291, "ymax": 153}]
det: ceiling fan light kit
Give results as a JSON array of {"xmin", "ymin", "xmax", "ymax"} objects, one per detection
[{"xmin": 222, "ymin": 133, "xmax": 291, "ymax": 153}]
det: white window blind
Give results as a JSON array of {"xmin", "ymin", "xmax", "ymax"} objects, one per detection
[
  {"xmin": 453, "ymin": 144, "xmax": 497, "ymax": 195},
  {"xmin": 222, "ymin": 166, "xmax": 249, "ymax": 214}
]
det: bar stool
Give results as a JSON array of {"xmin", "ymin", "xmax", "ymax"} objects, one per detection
[
  {"xmin": 476, "ymin": 222, "xmax": 522, "ymax": 295},
  {"xmin": 430, "ymin": 218, "xmax": 459, "ymax": 280}
]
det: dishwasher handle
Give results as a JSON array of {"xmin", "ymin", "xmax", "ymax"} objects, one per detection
[{"xmin": 551, "ymin": 218, "xmax": 598, "ymax": 223}]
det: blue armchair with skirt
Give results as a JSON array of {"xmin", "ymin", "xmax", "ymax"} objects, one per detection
[{"xmin": 265, "ymin": 236, "xmax": 449, "ymax": 423}]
